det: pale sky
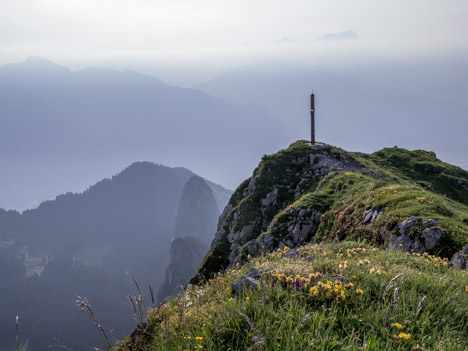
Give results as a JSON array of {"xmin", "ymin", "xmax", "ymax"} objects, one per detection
[{"xmin": 1, "ymin": 0, "xmax": 468, "ymax": 65}]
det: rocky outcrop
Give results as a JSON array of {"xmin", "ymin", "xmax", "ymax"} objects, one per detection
[
  {"xmin": 157, "ymin": 237, "xmax": 208, "ymax": 301},
  {"xmin": 451, "ymin": 244, "xmax": 468, "ymax": 270},
  {"xmin": 231, "ymin": 268, "xmax": 262, "ymax": 296},
  {"xmin": 174, "ymin": 175, "xmax": 220, "ymax": 245},
  {"xmin": 388, "ymin": 217, "xmax": 443, "ymax": 254},
  {"xmin": 241, "ymin": 208, "xmax": 322, "ymax": 261},
  {"xmin": 192, "ymin": 142, "xmax": 376, "ymax": 283},
  {"xmin": 362, "ymin": 208, "xmax": 384, "ymax": 225}
]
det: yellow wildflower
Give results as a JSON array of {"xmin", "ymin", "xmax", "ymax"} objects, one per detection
[
  {"xmin": 356, "ymin": 289, "xmax": 364, "ymax": 295},
  {"xmin": 196, "ymin": 336, "xmax": 203, "ymax": 340},
  {"xmin": 391, "ymin": 323, "xmax": 404, "ymax": 330},
  {"xmin": 245, "ymin": 296, "xmax": 250, "ymax": 301},
  {"xmin": 394, "ymin": 332, "xmax": 411, "ymax": 341}
]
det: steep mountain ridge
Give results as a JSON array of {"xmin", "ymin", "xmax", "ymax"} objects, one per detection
[{"xmin": 193, "ymin": 141, "xmax": 468, "ymax": 283}]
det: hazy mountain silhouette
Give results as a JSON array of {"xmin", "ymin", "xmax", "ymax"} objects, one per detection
[
  {"xmin": 174, "ymin": 175, "xmax": 220, "ymax": 245},
  {"xmin": 318, "ymin": 30, "xmax": 360, "ymax": 41},
  {"xmin": 0, "ymin": 162, "xmax": 229, "ymax": 262},
  {"xmin": 196, "ymin": 60, "xmax": 468, "ymax": 168},
  {"xmin": 0, "ymin": 162, "xmax": 231, "ymax": 351},
  {"xmin": 0, "ymin": 57, "xmax": 292, "ymax": 210}
]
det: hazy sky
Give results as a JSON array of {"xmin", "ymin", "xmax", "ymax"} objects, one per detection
[{"xmin": 1, "ymin": 0, "xmax": 468, "ymax": 66}]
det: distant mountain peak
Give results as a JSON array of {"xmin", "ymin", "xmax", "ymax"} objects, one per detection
[
  {"xmin": 319, "ymin": 30, "xmax": 360, "ymax": 41},
  {"xmin": 0, "ymin": 56, "xmax": 70, "ymax": 76},
  {"xmin": 272, "ymin": 36, "xmax": 297, "ymax": 44},
  {"xmin": 25, "ymin": 56, "xmax": 57, "ymax": 64}
]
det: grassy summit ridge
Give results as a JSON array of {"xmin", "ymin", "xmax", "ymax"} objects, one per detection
[{"xmin": 194, "ymin": 141, "xmax": 468, "ymax": 283}]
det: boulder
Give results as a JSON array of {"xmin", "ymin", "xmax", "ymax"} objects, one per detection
[
  {"xmin": 421, "ymin": 227, "xmax": 442, "ymax": 251},
  {"xmin": 231, "ymin": 276, "xmax": 259, "ymax": 296},
  {"xmin": 362, "ymin": 208, "xmax": 384, "ymax": 225},
  {"xmin": 282, "ymin": 248, "xmax": 300, "ymax": 258},
  {"xmin": 451, "ymin": 244, "xmax": 468, "ymax": 270},
  {"xmin": 388, "ymin": 217, "xmax": 442, "ymax": 253},
  {"xmin": 245, "ymin": 267, "xmax": 262, "ymax": 280},
  {"xmin": 261, "ymin": 189, "xmax": 279, "ymax": 208}
]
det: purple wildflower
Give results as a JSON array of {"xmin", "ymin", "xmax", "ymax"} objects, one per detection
[{"xmin": 294, "ymin": 279, "xmax": 302, "ymax": 291}]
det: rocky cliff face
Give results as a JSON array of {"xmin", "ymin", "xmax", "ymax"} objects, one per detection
[
  {"xmin": 157, "ymin": 237, "xmax": 208, "ymax": 301},
  {"xmin": 192, "ymin": 141, "xmax": 468, "ymax": 283},
  {"xmin": 174, "ymin": 176, "xmax": 220, "ymax": 245}
]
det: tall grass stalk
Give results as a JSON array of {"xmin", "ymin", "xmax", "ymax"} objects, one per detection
[{"xmin": 75, "ymin": 296, "xmax": 111, "ymax": 349}]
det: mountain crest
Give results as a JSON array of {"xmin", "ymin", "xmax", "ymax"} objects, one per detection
[{"xmin": 192, "ymin": 141, "xmax": 468, "ymax": 283}]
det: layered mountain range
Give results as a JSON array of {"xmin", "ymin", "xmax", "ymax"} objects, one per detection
[
  {"xmin": 0, "ymin": 57, "xmax": 290, "ymax": 210},
  {"xmin": 0, "ymin": 163, "xmax": 230, "ymax": 351}
]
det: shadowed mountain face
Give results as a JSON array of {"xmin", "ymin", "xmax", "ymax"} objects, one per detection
[
  {"xmin": 174, "ymin": 175, "xmax": 220, "ymax": 245},
  {"xmin": 0, "ymin": 57, "xmax": 292, "ymax": 211},
  {"xmin": 196, "ymin": 60, "xmax": 468, "ymax": 168},
  {"xmin": 0, "ymin": 163, "xmax": 231, "ymax": 351},
  {"xmin": 157, "ymin": 237, "xmax": 208, "ymax": 302},
  {"xmin": 157, "ymin": 176, "xmax": 220, "ymax": 301}
]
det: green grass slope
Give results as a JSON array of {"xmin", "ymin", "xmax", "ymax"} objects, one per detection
[{"xmin": 116, "ymin": 242, "xmax": 468, "ymax": 350}]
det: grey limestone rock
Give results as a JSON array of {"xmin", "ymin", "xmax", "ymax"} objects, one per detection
[
  {"xmin": 389, "ymin": 233, "xmax": 413, "ymax": 252},
  {"xmin": 421, "ymin": 227, "xmax": 442, "ymax": 251},
  {"xmin": 247, "ymin": 177, "xmax": 257, "ymax": 195},
  {"xmin": 397, "ymin": 217, "xmax": 421, "ymax": 235},
  {"xmin": 245, "ymin": 267, "xmax": 262, "ymax": 280},
  {"xmin": 282, "ymin": 248, "xmax": 300, "ymax": 258},
  {"xmin": 231, "ymin": 275, "xmax": 259, "ymax": 296},
  {"xmin": 287, "ymin": 208, "xmax": 322, "ymax": 247},
  {"xmin": 389, "ymin": 217, "xmax": 443, "ymax": 253},
  {"xmin": 261, "ymin": 188, "xmax": 278, "ymax": 208},
  {"xmin": 451, "ymin": 244, "xmax": 468, "ymax": 270},
  {"xmin": 362, "ymin": 208, "xmax": 384, "ymax": 225},
  {"xmin": 423, "ymin": 219, "xmax": 439, "ymax": 228}
]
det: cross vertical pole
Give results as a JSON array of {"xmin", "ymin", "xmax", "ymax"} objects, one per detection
[{"xmin": 310, "ymin": 93, "xmax": 315, "ymax": 145}]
